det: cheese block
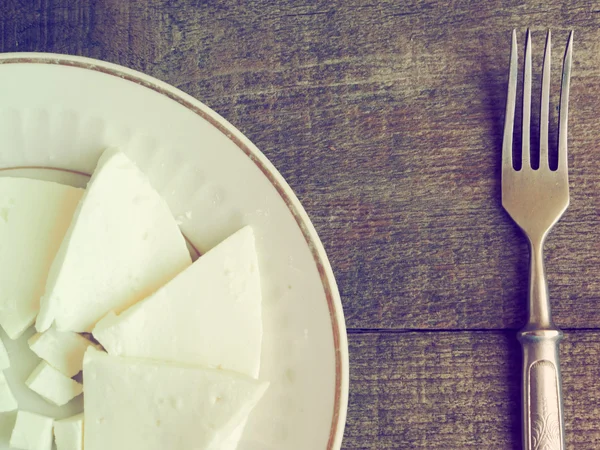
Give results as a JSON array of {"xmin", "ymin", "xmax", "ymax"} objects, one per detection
[
  {"xmin": 28, "ymin": 327, "xmax": 97, "ymax": 377},
  {"xmin": 0, "ymin": 371, "xmax": 17, "ymax": 412},
  {"xmin": 25, "ymin": 361, "xmax": 83, "ymax": 406},
  {"xmin": 83, "ymin": 347, "xmax": 269, "ymax": 450},
  {"xmin": 93, "ymin": 226, "xmax": 263, "ymax": 378},
  {"xmin": 36, "ymin": 148, "xmax": 192, "ymax": 333},
  {"xmin": 10, "ymin": 410, "xmax": 53, "ymax": 450},
  {"xmin": 0, "ymin": 177, "xmax": 82, "ymax": 339},
  {"xmin": 54, "ymin": 413, "xmax": 83, "ymax": 450},
  {"xmin": 220, "ymin": 421, "xmax": 247, "ymax": 450},
  {"xmin": 0, "ymin": 336, "xmax": 10, "ymax": 370}
]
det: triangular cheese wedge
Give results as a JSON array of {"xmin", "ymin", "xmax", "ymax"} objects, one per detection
[
  {"xmin": 36, "ymin": 149, "xmax": 192, "ymax": 333},
  {"xmin": 93, "ymin": 226, "xmax": 262, "ymax": 378},
  {"xmin": 0, "ymin": 177, "xmax": 83, "ymax": 339},
  {"xmin": 83, "ymin": 347, "xmax": 268, "ymax": 450}
]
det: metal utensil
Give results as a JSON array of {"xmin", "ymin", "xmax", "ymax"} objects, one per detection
[{"xmin": 502, "ymin": 29, "xmax": 573, "ymax": 450}]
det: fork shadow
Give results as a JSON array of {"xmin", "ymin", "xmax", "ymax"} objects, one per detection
[{"xmin": 477, "ymin": 33, "xmax": 529, "ymax": 449}]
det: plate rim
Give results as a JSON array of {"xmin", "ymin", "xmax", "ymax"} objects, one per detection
[{"xmin": 0, "ymin": 52, "xmax": 349, "ymax": 449}]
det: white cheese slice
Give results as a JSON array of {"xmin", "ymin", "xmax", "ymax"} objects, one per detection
[
  {"xmin": 0, "ymin": 177, "xmax": 82, "ymax": 339},
  {"xmin": 25, "ymin": 361, "xmax": 83, "ymax": 406},
  {"xmin": 93, "ymin": 226, "xmax": 263, "ymax": 378},
  {"xmin": 0, "ymin": 336, "xmax": 10, "ymax": 370},
  {"xmin": 10, "ymin": 410, "xmax": 53, "ymax": 450},
  {"xmin": 83, "ymin": 347, "xmax": 268, "ymax": 450},
  {"xmin": 28, "ymin": 327, "xmax": 97, "ymax": 377},
  {"xmin": 0, "ymin": 371, "xmax": 17, "ymax": 412},
  {"xmin": 54, "ymin": 413, "xmax": 83, "ymax": 450},
  {"xmin": 220, "ymin": 421, "xmax": 247, "ymax": 450},
  {"xmin": 36, "ymin": 148, "xmax": 192, "ymax": 333}
]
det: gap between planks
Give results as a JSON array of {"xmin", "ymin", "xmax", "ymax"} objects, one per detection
[{"xmin": 346, "ymin": 327, "xmax": 600, "ymax": 334}]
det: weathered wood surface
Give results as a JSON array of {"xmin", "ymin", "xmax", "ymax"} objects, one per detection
[
  {"xmin": 3, "ymin": 0, "xmax": 600, "ymax": 448},
  {"xmin": 347, "ymin": 331, "xmax": 600, "ymax": 449}
]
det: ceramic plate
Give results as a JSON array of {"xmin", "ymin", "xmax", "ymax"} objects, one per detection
[{"xmin": 0, "ymin": 53, "xmax": 348, "ymax": 450}]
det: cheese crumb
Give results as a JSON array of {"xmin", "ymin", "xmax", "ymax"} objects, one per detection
[
  {"xmin": 54, "ymin": 413, "xmax": 83, "ymax": 450},
  {"xmin": 10, "ymin": 410, "xmax": 53, "ymax": 450},
  {"xmin": 25, "ymin": 361, "xmax": 83, "ymax": 406},
  {"xmin": 0, "ymin": 371, "xmax": 17, "ymax": 412},
  {"xmin": 28, "ymin": 327, "xmax": 97, "ymax": 377}
]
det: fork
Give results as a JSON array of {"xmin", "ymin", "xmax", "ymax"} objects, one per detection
[{"xmin": 502, "ymin": 29, "xmax": 573, "ymax": 450}]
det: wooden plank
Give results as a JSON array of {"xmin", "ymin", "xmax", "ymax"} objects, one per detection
[
  {"xmin": 345, "ymin": 330, "xmax": 600, "ymax": 449},
  {"xmin": 1, "ymin": 2, "xmax": 600, "ymax": 332}
]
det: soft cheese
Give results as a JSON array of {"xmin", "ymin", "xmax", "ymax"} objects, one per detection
[
  {"xmin": 54, "ymin": 413, "xmax": 83, "ymax": 450},
  {"xmin": 0, "ymin": 178, "xmax": 82, "ymax": 339},
  {"xmin": 36, "ymin": 148, "xmax": 192, "ymax": 333},
  {"xmin": 25, "ymin": 361, "xmax": 83, "ymax": 406},
  {"xmin": 29, "ymin": 327, "xmax": 97, "ymax": 377},
  {"xmin": 83, "ymin": 347, "xmax": 268, "ymax": 450},
  {"xmin": 0, "ymin": 336, "xmax": 10, "ymax": 370},
  {"xmin": 93, "ymin": 226, "xmax": 263, "ymax": 378},
  {"xmin": 10, "ymin": 410, "xmax": 53, "ymax": 450},
  {"xmin": 0, "ymin": 371, "xmax": 17, "ymax": 412}
]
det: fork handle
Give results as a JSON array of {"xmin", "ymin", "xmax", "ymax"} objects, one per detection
[{"xmin": 518, "ymin": 327, "xmax": 565, "ymax": 450}]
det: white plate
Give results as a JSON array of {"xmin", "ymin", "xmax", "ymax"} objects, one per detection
[{"xmin": 0, "ymin": 53, "xmax": 348, "ymax": 450}]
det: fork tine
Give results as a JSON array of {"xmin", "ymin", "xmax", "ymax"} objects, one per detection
[
  {"xmin": 522, "ymin": 29, "xmax": 532, "ymax": 169},
  {"xmin": 540, "ymin": 30, "xmax": 551, "ymax": 169},
  {"xmin": 558, "ymin": 31, "xmax": 573, "ymax": 172},
  {"xmin": 502, "ymin": 30, "xmax": 518, "ymax": 170}
]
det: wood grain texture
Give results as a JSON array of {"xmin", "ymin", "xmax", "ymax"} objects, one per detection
[
  {"xmin": 2, "ymin": 0, "xmax": 600, "ymax": 330},
  {"xmin": 347, "ymin": 330, "xmax": 600, "ymax": 449},
  {"xmin": 2, "ymin": 0, "xmax": 600, "ymax": 448}
]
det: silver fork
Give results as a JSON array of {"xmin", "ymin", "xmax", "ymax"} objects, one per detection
[{"xmin": 502, "ymin": 29, "xmax": 573, "ymax": 450}]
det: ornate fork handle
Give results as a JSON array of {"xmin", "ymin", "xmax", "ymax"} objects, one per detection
[
  {"xmin": 518, "ymin": 232, "xmax": 565, "ymax": 450},
  {"xmin": 517, "ymin": 237, "xmax": 565, "ymax": 450},
  {"xmin": 518, "ymin": 330, "xmax": 564, "ymax": 450}
]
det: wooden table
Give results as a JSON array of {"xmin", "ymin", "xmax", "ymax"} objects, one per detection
[{"xmin": 3, "ymin": 1, "xmax": 600, "ymax": 448}]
